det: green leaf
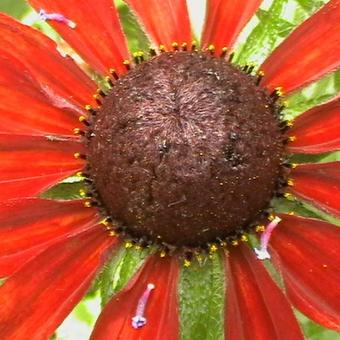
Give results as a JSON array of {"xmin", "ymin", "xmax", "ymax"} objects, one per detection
[
  {"xmin": 299, "ymin": 201, "xmax": 340, "ymax": 226},
  {"xmin": 286, "ymin": 151, "xmax": 340, "ymax": 178},
  {"xmin": 40, "ymin": 181, "xmax": 85, "ymax": 200},
  {"xmin": 116, "ymin": 1, "xmax": 150, "ymax": 53},
  {"xmin": 235, "ymin": 0, "xmax": 291, "ymax": 66},
  {"xmin": 289, "ymin": 151, "xmax": 340, "ymax": 164},
  {"xmin": 284, "ymin": 70, "xmax": 340, "ymax": 119},
  {"xmin": 289, "ymin": 1, "xmax": 328, "ymax": 26},
  {"xmin": 180, "ymin": 254, "xmax": 225, "ymax": 340},
  {"xmin": 99, "ymin": 246, "xmax": 149, "ymax": 307},
  {"xmin": 55, "ymin": 293, "xmax": 101, "ymax": 339},
  {"xmin": 272, "ymin": 197, "xmax": 322, "ymax": 219},
  {"xmin": 294, "ymin": 0, "xmax": 327, "ymax": 15},
  {"xmin": 256, "ymin": 8, "xmax": 294, "ymax": 37},
  {"xmin": 272, "ymin": 196, "xmax": 340, "ymax": 226},
  {"xmin": 235, "ymin": 0, "xmax": 327, "ymax": 67},
  {"xmin": 0, "ymin": 0, "xmax": 30, "ymax": 19},
  {"xmin": 74, "ymin": 293, "xmax": 101, "ymax": 326},
  {"xmin": 297, "ymin": 311, "xmax": 340, "ymax": 340}
]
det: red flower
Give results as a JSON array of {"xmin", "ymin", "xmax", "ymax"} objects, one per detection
[{"xmin": 0, "ymin": 0, "xmax": 339, "ymax": 339}]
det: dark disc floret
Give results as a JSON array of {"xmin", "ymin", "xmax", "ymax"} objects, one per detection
[{"xmin": 87, "ymin": 52, "xmax": 284, "ymax": 248}]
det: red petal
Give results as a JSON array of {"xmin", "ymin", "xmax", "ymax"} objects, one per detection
[
  {"xmin": 0, "ymin": 246, "xmax": 47, "ymax": 278},
  {"xmin": 201, "ymin": 0, "xmax": 262, "ymax": 54},
  {"xmin": 288, "ymin": 97, "xmax": 340, "ymax": 154},
  {"xmin": 270, "ymin": 214, "xmax": 340, "ymax": 330},
  {"xmin": 0, "ymin": 14, "xmax": 97, "ymax": 107},
  {"xmin": 0, "ymin": 53, "xmax": 79, "ymax": 135},
  {"xmin": 125, "ymin": 0, "xmax": 192, "ymax": 50},
  {"xmin": 0, "ymin": 134, "xmax": 84, "ymax": 181},
  {"xmin": 29, "ymin": 0, "xmax": 129, "ymax": 75},
  {"xmin": 0, "ymin": 228, "xmax": 118, "ymax": 340},
  {"xmin": 0, "ymin": 173, "xmax": 75, "ymax": 200},
  {"xmin": 290, "ymin": 162, "xmax": 340, "ymax": 218},
  {"xmin": 225, "ymin": 245, "xmax": 303, "ymax": 340},
  {"xmin": 91, "ymin": 255, "xmax": 180, "ymax": 340},
  {"xmin": 261, "ymin": 0, "xmax": 340, "ymax": 94},
  {"xmin": 0, "ymin": 199, "xmax": 98, "ymax": 256}
]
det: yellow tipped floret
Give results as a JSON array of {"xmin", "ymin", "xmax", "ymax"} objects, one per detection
[
  {"xmin": 240, "ymin": 234, "xmax": 248, "ymax": 242},
  {"xmin": 287, "ymin": 179, "xmax": 294, "ymax": 187},
  {"xmin": 83, "ymin": 201, "xmax": 92, "ymax": 208},
  {"xmin": 125, "ymin": 241, "xmax": 133, "ymax": 249},
  {"xmin": 183, "ymin": 259, "xmax": 191, "ymax": 267},
  {"xmin": 209, "ymin": 244, "xmax": 218, "ymax": 253}
]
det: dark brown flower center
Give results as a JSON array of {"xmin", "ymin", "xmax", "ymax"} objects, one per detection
[{"xmin": 87, "ymin": 52, "xmax": 283, "ymax": 248}]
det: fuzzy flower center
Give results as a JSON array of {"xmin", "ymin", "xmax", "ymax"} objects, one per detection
[{"xmin": 87, "ymin": 52, "xmax": 283, "ymax": 247}]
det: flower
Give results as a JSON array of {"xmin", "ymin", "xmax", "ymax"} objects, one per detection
[{"xmin": 0, "ymin": 0, "xmax": 339, "ymax": 339}]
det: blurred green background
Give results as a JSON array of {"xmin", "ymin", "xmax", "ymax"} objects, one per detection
[{"xmin": 0, "ymin": 0, "xmax": 339, "ymax": 339}]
